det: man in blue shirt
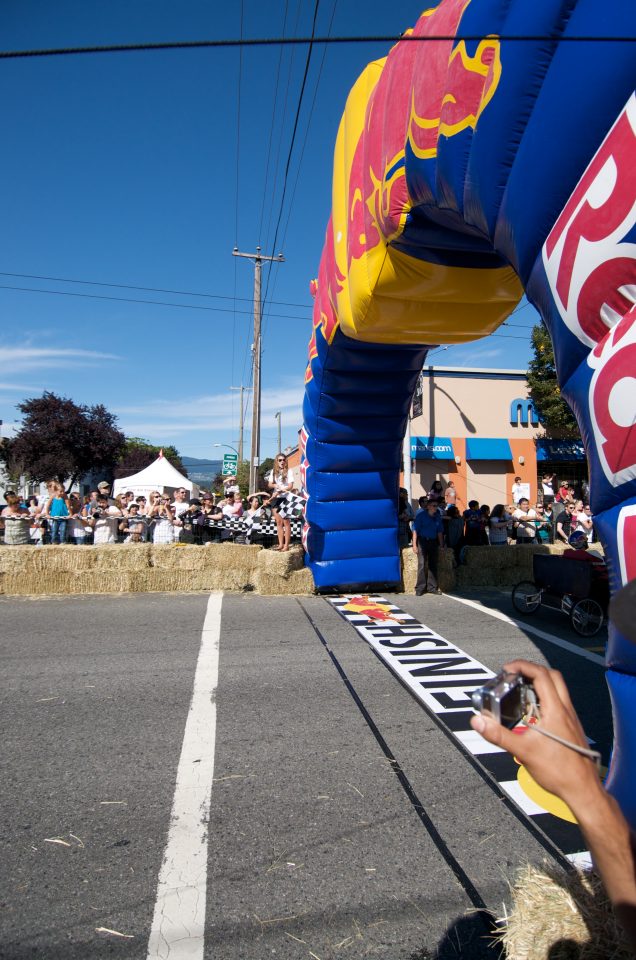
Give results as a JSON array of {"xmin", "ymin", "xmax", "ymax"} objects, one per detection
[{"xmin": 412, "ymin": 500, "xmax": 444, "ymax": 595}]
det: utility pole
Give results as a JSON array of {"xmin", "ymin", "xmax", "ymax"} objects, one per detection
[
  {"xmin": 229, "ymin": 385, "xmax": 252, "ymax": 463},
  {"xmin": 274, "ymin": 411, "xmax": 281, "ymax": 454},
  {"xmin": 233, "ymin": 246, "xmax": 284, "ymax": 493}
]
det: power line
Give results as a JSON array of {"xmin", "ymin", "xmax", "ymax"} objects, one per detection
[
  {"xmin": 257, "ymin": 0, "xmax": 291, "ymax": 247},
  {"xmin": 279, "ymin": 0, "xmax": 338, "ymax": 252},
  {"xmin": 232, "ymin": 0, "xmax": 245, "ymax": 403},
  {"xmin": 0, "ymin": 271, "xmax": 312, "ymax": 310},
  {"xmin": 262, "ymin": 0, "xmax": 321, "ymax": 313},
  {"xmin": 0, "ymin": 282, "xmax": 311, "ymax": 319},
  {"xmin": 1, "ymin": 35, "xmax": 633, "ymax": 60},
  {"xmin": 265, "ymin": 0, "xmax": 338, "ymax": 331}
]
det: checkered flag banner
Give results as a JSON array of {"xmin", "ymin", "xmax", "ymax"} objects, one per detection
[{"xmin": 277, "ymin": 492, "xmax": 306, "ymax": 520}]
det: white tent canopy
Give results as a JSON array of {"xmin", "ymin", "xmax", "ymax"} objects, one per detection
[{"xmin": 112, "ymin": 451, "xmax": 199, "ymax": 500}]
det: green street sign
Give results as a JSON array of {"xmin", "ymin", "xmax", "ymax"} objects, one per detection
[{"xmin": 222, "ymin": 453, "xmax": 238, "ymax": 476}]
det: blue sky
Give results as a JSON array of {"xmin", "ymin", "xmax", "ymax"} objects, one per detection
[{"xmin": 0, "ymin": 0, "xmax": 539, "ymax": 461}]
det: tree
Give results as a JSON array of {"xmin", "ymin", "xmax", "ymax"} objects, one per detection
[
  {"xmin": 114, "ymin": 438, "xmax": 187, "ymax": 479},
  {"xmin": 527, "ymin": 324, "xmax": 579, "ymax": 437},
  {"xmin": 0, "ymin": 392, "xmax": 126, "ymax": 491}
]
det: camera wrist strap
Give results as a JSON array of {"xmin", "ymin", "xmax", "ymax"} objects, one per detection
[{"xmin": 522, "ymin": 704, "xmax": 601, "ymax": 770}]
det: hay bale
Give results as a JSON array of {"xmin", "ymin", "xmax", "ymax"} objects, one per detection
[
  {"xmin": 150, "ymin": 542, "xmax": 260, "ymax": 576},
  {"xmin": 256, "ymin": 547, "xmax": 313, "ymax": 595},
  {"xmin": 502, "ymin": 863, "xmax": 631, "ymax": 960},
  {"xmin": 401, "ymin": 546, "xmax": 418, "ymax": 593},
  {"xmin": 92, "ymin": 543, "xmax": 152, "ymax": 571},
  {"xmin": 0, "ymin": 544, "xmax": 99, "ymax": 574},
  {"xmin": 256, "ymin": 545, "xmax": 304, "ymax": 574},
  {"xmin": 256, "ymin": 567, "xmax": 315, "ymax": 595},
  {"xmin": 1, "ymin": 570, "xmax": 138, "ymax": 595}
]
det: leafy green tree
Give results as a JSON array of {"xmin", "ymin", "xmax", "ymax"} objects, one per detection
[
  {"xmin": 0, "ymin": 392, "xmax": 126, "ymax": 492},
  {"xmin": 527, "ymin": 324, "xmax": 579, "ymax": 436},
  {"xmin": 114, "ymin": 438, "xmax": 187, "ymax": 478}
]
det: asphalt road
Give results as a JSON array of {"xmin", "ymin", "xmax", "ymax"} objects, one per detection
[{"xmin": 0, "ymin": 589, "xmax": 612, "ymax": 960}]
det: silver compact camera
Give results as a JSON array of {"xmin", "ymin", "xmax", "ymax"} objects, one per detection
[{"xmin": 471, "ymin": 671, "xmax": 537, "ymax": 728}]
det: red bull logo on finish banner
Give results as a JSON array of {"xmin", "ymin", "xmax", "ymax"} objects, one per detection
[{"xmin": 341, "ymin": 596, "xmax": 405, "ymax": 623}]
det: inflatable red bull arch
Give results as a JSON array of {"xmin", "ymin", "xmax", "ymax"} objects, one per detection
[{"xmin": 301, "ymin": 0, "xmax": 636, "ymax": 823}]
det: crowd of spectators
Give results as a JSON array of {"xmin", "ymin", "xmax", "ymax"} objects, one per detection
[
  {"xmin": 0, "ymin": 454, "xmax": 303, "ymax": 550},
  {"xmin": 404, "ymin": 473, "xmax": 599, "ymax": 563}
]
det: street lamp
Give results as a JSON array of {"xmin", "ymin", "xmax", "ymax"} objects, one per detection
[
  {"xmin": 274, "ymin": 412, "xmax": 281, "ymax": 454},
  {"xmin": 214, "ymin": 443, "xmax": 239, "ymax": 457}
]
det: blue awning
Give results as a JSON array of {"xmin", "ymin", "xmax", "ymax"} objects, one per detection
[
  {"xmin": 465, "ymin": 438, "xmax": 513, "ymax": 461},
  {"xmin": 410, "ymin": 436, "xmax": 454, "ymax": 460},
  {"xmin": 536, "ymin": 439, "xmax": 586, "ymax": 462}
]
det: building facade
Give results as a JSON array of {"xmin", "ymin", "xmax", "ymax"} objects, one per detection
[{"xmin": 408, "ymin": 366, "xmax": 586, "ymax": 509}]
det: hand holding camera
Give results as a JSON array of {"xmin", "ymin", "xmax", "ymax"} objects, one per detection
[{"xmin": 471, "ymin": 660, "xmax": 600, "ymax": 811}]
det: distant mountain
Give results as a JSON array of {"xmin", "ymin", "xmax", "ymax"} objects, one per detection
[{"xmin": 181, "ymin": 456, "xmax": 223, "ymax": 486}]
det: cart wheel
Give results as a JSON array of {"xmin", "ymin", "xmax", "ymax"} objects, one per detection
[
  {"xmin": 570, "ymin": 598, "xmax": 604, "ymax": 637},
  {"xmin": 512, "ymin": 581, "xmax": 541, "ymax": 615}
]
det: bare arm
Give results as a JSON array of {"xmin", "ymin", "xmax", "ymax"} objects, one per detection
[{"xmin": 471, "ymin": 660, "xmax": 636, "ymax": 949}]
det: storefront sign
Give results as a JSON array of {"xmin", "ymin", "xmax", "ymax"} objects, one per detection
[
  {"xmin": 410, "ymin": 436, "xmax": 454, "ymax": 459},
  {"xmin": 510, "ymin": 397, "xmax": 539, "ymax": 426},
  {"xmin": 535, "ymin": 439, "xmax": 586, "ymax": 462}
]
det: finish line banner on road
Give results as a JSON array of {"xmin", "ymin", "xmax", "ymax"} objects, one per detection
[{"xmin": 328, "ymin": 594, "xmax": 588, "ymax": 865}]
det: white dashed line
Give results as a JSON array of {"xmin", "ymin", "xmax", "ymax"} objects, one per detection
[{"xmin": 146, "ymin": 593, "xmax": 222, "ymax": 960}]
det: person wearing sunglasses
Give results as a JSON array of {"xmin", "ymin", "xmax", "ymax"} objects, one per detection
[{"xmin": 266, "ymin": 453, "xmax": 295, "ymax": 551}]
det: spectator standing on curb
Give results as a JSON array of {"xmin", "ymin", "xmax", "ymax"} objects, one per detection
[
  {"xmin": 119, "ymin": 501, "xmax": 148, "ymax": 543},
  {"xmin": 68, "ymin": 493, "xmax": 88, "ymax": 545},
  {"xmin": 427, "ymin": 480, "xmax": 444, "ymax": 507},
  {"xmin": 150, "ymin": 496, "xmax": 176, "ymax": 544},
  {"xmin": 463, "ymin": 500, "xmax": 485, "ymax": 546},
  {"xmin": 97, "ymin": 481, "xmax": 116, "ymax": 506},
  {"xmin": 555, "ymin": 501, "xmax": 577, "ymax": 543},
  {"xmin": 555, "ymin": 479, "xmax": 574, "ymax": 505},
  {"xmin": 2, "ymin": 494, "xmax": 31, "ymax": 545},
  {"xmin": 488, "ymin": 504, "xmax": 511, "ymax": 545},
  {"xmin": 444, "ymin": 480, "xmax": 459, "ymax": 510},
  {"xmin": 412, "ymin": 500, "xmax": 444, "ymax": 596},
  {"xmin": 511, "ymin": 476, "xmax": 524, "ymax": 505},
  {"xmin": 27, "ymin": 496, "xmax": 44, "ymax": 545},
  {"xmin": 89, "ymin": 496, "xmax": 122, "ymax": 544},
  {"xmin": 43, "ymin": 481, "xmax": 71, "ymax": 545},
  {"xmin": 171, "ymin": 487, "xmax": 189, "ymax": 541},
  {"xmin": 398, "ymin": 487, "xmax": 415, "ymax": 547},
  {"xmin": 534, "ymin": 504, "xmax": 552, "ymax": 543},
  {"xmin": 444, "ymin": 505, "xmax": 464, "ymax": 562},
  {"xmin": 177, "ymin": 500, "xmax": 202, "ymax": 544},
  {"xmin": 513, "ymin": 497, "xmax": 538, "ymax": 544},
  {"xmin": 541, "ymin": 473, "xmax": 556, "ymax": 504}
]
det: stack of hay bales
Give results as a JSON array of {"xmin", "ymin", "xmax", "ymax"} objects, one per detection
[
  {"xmin": 402, "ymin": 546, "xmax": 456, "ymax": 593},
  {"xmin": 148, "ymin": 543, "xmax": 260, "ymax": 593},
  {"xmin": 0, "ymin": 543, "xmax": 317, "ymax": 597},
  {"xmin": 502, "ymin": 863, "xmax": 632, "ymax": 959},
  {"xmin": 456, "ymin": 544, "xmax": 569, "ymax": 589},
  {"xmin": 255, "ymin": 546, "xmax": 314, "ymax": 595}
]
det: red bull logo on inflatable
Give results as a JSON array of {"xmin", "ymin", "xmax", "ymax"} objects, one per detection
[
  {"xmin": 543, "ymin": 95, "xmax": 636, "ymax": 489},
  {"xmin": 347, "ymin": 0, "xmax": 502, "ymax": 266}
]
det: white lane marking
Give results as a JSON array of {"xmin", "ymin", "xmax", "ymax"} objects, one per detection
[
  {"xmin": 454, "ymin": 728, "xmax": 505, "ymax": 755},
  {"xmin": 146, "ymin": 593, "xmax": 222, "ymax": 960},
  {"xmin": 499, "ymin": 779, "xmax": 549, "ymax": 817},
  {"xmin": 444, "ymin": 594, "xmax": 605, "ymax": 666}
]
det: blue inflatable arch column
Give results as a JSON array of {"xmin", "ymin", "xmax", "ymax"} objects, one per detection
[{"xmin": 301, "ymin": 0, "xmax": 636, "ymax": 823}]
